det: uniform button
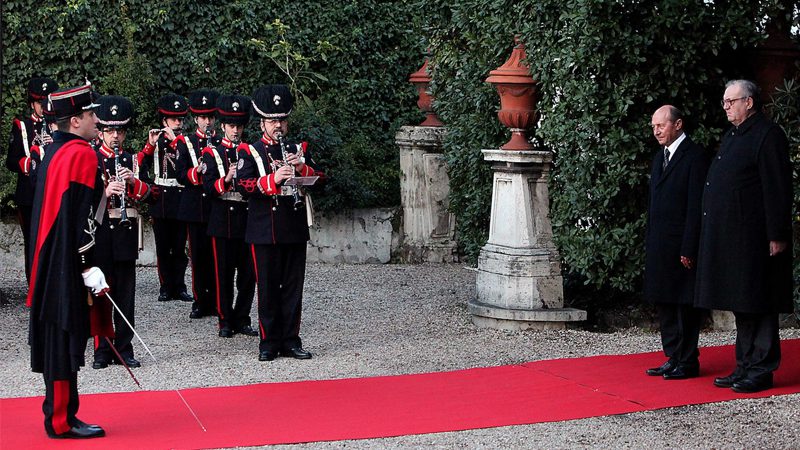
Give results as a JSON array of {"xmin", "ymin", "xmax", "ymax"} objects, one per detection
[
  {"xmin": 703, "ymin": 212, "xmax": 707, "ymax": 216},
  {"xmin": 706, "ymin": 182, "xmax": 710, "ymax": 186},
  {"xmin": 717, "ymin": 156, "xmax": 721, "ymax": 160},
  {"xmin": 202, "ymin": 193, "xmax": 206, "ymax": 197},
  {"xmin": 110, "ymin": 225, "xmax": 115, "ymax": 229},
  {"xmin": 230, "ymin": 207, "xmax": 234, "ymax": 211}
]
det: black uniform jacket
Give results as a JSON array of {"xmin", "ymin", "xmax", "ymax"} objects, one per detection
[
  {"xmin": 138, "ymin": 133, "xmax": 184, "ymax": 219},
  {"xmin": 235, "ymin": 135, "xmax": 318, "ymax": 245},
  {"xmin": 93, "ymin": 143, "xmax": 152, "ymax": 268},
  {"xmin": 644, "ymin": 136, "xmax": 711, "ymax": 305},
  {"xmin": 176, "ymin": 129, "xmax": 212, "ymax": 223},
  {"xmin": 202, "ymin": 137, "xmax": 249, "ymax": 240},
  {"xmin": 27, "ymin": 132, "xmax": 102, "ymax": 337},
  {"xmin": 694, "ymin": 112, "xmax": 794, "ymax": 313},
  {"xmin": 6, "ymin": 115, "xmax": 45, "ymax": 206}
]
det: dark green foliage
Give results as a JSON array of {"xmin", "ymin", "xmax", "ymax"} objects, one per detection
[
  {"xmin": 1, "ymin": 0, "xmax": 422, "ymax": 212},
  {"xmin": 423, "ymin": 0, "xmax": 794, "ymax": 298}
]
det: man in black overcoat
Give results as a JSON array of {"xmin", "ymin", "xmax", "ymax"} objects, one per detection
[
  {"xmin": 644, "ymin": 105, "xmax": 711, "ymax": 380},
  {"xmin": 695, "ymin": 80, "xmax": 794, "ymax": 393}
]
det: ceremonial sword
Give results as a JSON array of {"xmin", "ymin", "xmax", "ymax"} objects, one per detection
[{"xmin": 102, "ymin": 291, "xmax": 207, "ymax": 432}]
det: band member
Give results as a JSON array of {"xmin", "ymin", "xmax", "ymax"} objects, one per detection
[
  {"xmin": 176, "ymin": 89, "xmax": 219, "ymax": 319},
  {"xmin": 6, "ymin": 77, "xmax": 58, "ymax": 282},
  {"xmin": 28, "ymin": 82, "xmax": 108, "ymax": 439},
  {"xmin": 236, "ymin": 85, "xmax": 320, "ymax": 361},
  {"xmin": 202, "ymin": 94, "xmax": 257, "ymax": 337},
  {"xmin": 138, "ymin": 93, "xmax": 193, "ymax": 303},
  {"xmin": 30, "ymin": 98, "xmax": 58, "ymax": 186},
  {"xmin": 91, "ymin": 95, "xmax": 152, "ymax": 369}
]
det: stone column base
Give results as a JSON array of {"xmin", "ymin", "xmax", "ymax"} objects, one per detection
[{"xmin": 469, "ymin": 300, "xmax": 587, "ymax": 331}]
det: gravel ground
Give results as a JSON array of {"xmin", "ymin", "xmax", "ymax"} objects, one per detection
[{"xmin": 1, "ymin": 263, "xmax": 798, "ymax": 449}]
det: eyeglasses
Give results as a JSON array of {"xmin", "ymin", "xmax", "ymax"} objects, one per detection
[{"xmin": 721, "ymin": 97, "xmax": 748, "ymax": 108}]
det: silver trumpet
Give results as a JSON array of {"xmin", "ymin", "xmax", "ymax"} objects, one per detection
[{"xmin": 113, "ymin": 144, "xmax": 132, "ymax": 229}]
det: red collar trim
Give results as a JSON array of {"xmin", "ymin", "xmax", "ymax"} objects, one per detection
[
  {"xmin": 99, "ymin": 144, "xmax": 114, "ymax": 158},
  {"xmin": 261, "ymin": 134, "xmax": 277, "ymax": 145},
  {"xmin": 31, "ymin": 114, "xmax": 43, "ymax": 123},
  {"xmin": 222, "ymin": 138, "xmax": 235, "ymax": 148}
]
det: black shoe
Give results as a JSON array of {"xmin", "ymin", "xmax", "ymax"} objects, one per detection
[
  {"xmin": 219, "ymin": 327, "xmax": 234, "ymax": 338},
  {"xmin": 258, "ymin": 350, "xmax": 277, "ymax": 361},
  {"xmin": 92, "ymin": 359, "xmax": 109, "ymax": 370},
  {"xmin": 176, "ymin": 291, "xmax": 194, "ymax": 302},
  {"xmin": 235, "ymin": 325, "xmax": 259, "ymax": 337},
  {"xmin": 714, "ymin": 372, "xmax": 744, "ymax": 388},
  {"xmin": 189, "ymin": 308, "xmax": 205, "ymax": 319},
  {"xmin": 121, "ymin": 356, "xmax": 141, "ymax": 368},
  {"xmin": 732, "ymin": 377, "xmax": 773, "ymax": 393},
  {"xmin": 280, "ymin": 347, "xmax": 312, "ymax": 359},
  {"xmin": 662, "ymin": 365, "xmax": 699, "ymax": 380},
  {"xmin": 646, "ymin": 360, "xmax": 675, "ymax": 376},
  {"xmin": 47, "ymin": 423, "xmax": 105, "ymax": 439},
  {"xmin": 157, "ymin": 292, "xmax": 171, "ymax": 302}
]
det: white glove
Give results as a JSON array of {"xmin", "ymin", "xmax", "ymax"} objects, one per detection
[{"xmin": 82, "ymin": 267, "xmax": 109, "ymax": 295}]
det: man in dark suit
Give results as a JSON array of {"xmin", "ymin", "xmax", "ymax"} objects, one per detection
[
  {"xmin": 644, "ymin": 105, "xmax": 710, "ymax": 380},
  {"xmin": 695, "ymin": 80, "xmax": 793, "ymax": 393}
]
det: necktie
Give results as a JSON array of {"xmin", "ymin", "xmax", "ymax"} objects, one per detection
[{"xmin": 662, "ymin": 148, "xmax": 670, "ymax": 170}]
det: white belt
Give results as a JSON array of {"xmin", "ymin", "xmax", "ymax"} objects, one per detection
[
  {"xmin": 155, "ymin": 178, "xmax": 182, "ymax": 187},
  {"xmin": 108, "ymin": 208, "xmax": 139, "ymax": 219},
  {"xmin": 221, "ymin": 192, "xmax": 246, "ymax": 202}
]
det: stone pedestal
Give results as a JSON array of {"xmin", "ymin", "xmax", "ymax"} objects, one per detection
[
  {"xmin": 470, "ymin": 149, "xmax": 586, "ymax": 330},
  {"xmin": 396, "ymin": 126, "xmax": 458, "ymax": 262}
]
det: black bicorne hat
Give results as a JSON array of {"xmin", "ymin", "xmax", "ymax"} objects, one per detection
[
  {"xmin": 251, "ymin": 85, "xmax": 293, "ymax": 120},
  {"xmin": 157, "ymin": 93, "xmax": 189, "ymax": 118},
  {"xmin": 50, "ymin": 83, "xmax": 100, "ymax": 120},
  {"xmin": 189, "ymin": 89, "xmax": 220, "ymax": 116},
  {"xmin": 95, "ymin": 95, "xmax": 134, "ymax": 129},
  {"xmin": 216, "ymin": 94, "xmax": 251, "ymax": 125},
  {"xmin": 28, "ymin": 77, "xmax": 58, "ymax": 102}
]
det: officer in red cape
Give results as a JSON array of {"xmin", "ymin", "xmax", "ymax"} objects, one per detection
[{"xmin": 27, "ymin": 82, "xmax": 111, "ymax": 439}]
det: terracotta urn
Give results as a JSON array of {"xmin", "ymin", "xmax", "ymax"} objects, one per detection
[
  {"xmin": 409, "ymin": 58, "xmax": 444, "ymax": 127},
  {"xmin": 485, "ymin": 37, "xmax": 539, "ymax": 151}
]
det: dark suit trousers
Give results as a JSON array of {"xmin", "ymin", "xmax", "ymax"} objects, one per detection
[
  {"xmin": 734, "ymin": 312, "xmax": 781, "ymax": 381},
  {"xmin": 656, "ymin": 303, "xmax": 701, "ymax": 366},
  {"xmin": 152, "ymin": 217, "xmax": 188, "ymax": 297},
  {"xmin": 94, "ymin": 260, "xmax": 136, "ymax": 360},
  {"xmin": 212, "ymin": 236, "xmax": 256, "ymax": 330},
  {"xmin": 186, "ymin": 222, "xmax": 216, "ymax": 314},
  {"xmin": 18, "ymin": 204, "xmax": 32, "ymax": 282},
  {"xmin": 42, "ymin": 373, "xmax": 80, "ymax": 436},
  {"xmin": 252, "ymin": 243, "xmax": 307, "ymax": 353}
]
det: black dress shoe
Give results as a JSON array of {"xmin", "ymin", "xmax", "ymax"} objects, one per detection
[
  {"xmin": 280, "ymin": 347, "xmax": 312, "ymax": 359},
  {"xmin": 219, "ymin": 327, "xmax": 234, "ymax": 338},
  {"xmin": 189, "ymin": 308, "xmax": 205, "ymax": 319},
  {"xmin": 235, "ymin": 325, "xmax": 259, "ymax": 336},
  {"xmin": 121, "ymin": 356, "xmax": 141, "ymax": 368},
  {"xmin": 176, "ymin": 291, "xmax": 194, "ymax": 302},
  {"xmin": 646, "ymin": 360, "xmax": 676, "ymax": 376},
  {"xmin": 157, "ymin": 292, "xmax": 171, "ymax": 302},
  {"xmin": 92, "ymin": 359, "xmax": 109, "ymax": 370},
  {"xmin": 714, "ymin": 372, "xmax": 744, "ymax": 388},
  {"xmin": 48, "ymin": 423, "xmax": 105, "ymax": 439},
  {"xmin": 732, "ymin": 377, "xmax": 773, "ymax": 393},
  {"xmin": 258, "ymin": 350, "xmax": 277, "ymax": 361},
  {"xmin": 662, "ymin": 365, "xmax": 699, "ymax": 380}
]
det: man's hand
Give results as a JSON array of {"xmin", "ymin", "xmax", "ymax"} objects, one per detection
[
  {"xmin": 116, "ymin": 167, "xmax": 134, "ymax": 185},
  {"xmin": 162, "ymin": 127, "xmax": 177, "ymax": 142},
  {"xmin": 680, "ymin": 256, "xmax": 694, "ymax": 269},
  {"xmin": 273, "ymin": 165, "xmax": 295, "ymax": 184},
  {"xmin": 105, "ymin": 180, "xmax": 125, "ymax": 197},
  {"xmin": 82, "ymin": 267, "xmax": 109, "ymax": 296},
  {"xmin": 148, "ymin": 129, "xmax": 161, "ymax": 146},
  {"xmin": 224, "ymin": 163, "xmax": 237, "ymax": 183},
  {"xmin": 769, "ymin": 241, "xmax": 787, "ymax": 256}
]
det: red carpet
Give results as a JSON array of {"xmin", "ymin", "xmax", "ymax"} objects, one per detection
[{"xmin": 2, "ymin": 339, "xmax": 799, "ymax": 449}]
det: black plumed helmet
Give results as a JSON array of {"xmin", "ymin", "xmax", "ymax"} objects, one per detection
[{"xmin": 250, "ymin": 84, "xmax": 293, "ymax": 120}]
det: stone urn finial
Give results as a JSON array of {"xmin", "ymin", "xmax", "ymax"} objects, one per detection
[
  {"xmin": 485, "ymin": 36, "xmax": 539, "ymax": 151},
  {"xmin": 409, "ymin": 57, "xmax": 444, "ymax": 127}
]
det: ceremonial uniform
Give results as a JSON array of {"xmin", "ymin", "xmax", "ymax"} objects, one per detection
[
  {"xmin": 29, "ymin": 98, "xmax": 57, "ymax": 187},
  {"xmin": 176, "ymin": 89, "xmax": 219, "ymax": 318},
  {"xmin": 91, "ymin": 96, "xmax": 151, "ymax": 369},
  {"xmin": 27, "ymin": 83, "xmax": 108, "ymax": 439},
  {"xmin": 236, "ymin": 85, "xmax": 320, "ymax": 360},
  {"xmin": 138, "ymin": 94, "xmax": 192, "ymax": 302},
  {"xmin": 202, "ymin": 94, "xmax": 257, "ymax": 337},
  {"xmin": 6, "ymin": 77, "xmax": 58, "ymax": 281}
]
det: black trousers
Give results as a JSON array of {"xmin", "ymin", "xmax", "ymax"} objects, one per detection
[
  {"xmin": 18, "ymin": 204, "xmax": 32, "ymax": 282},
  {"xmin": 42, "ymin": 373, "xmax": 80, "ymax": 436},
  {"xmin": 734, "ymin": 312, "xmax": 781, "ymax": 381},
  {"xmin": 94, "ymin": 260, "xmax": 136, "ymax": 360},
  {"xmin": 213, "ymin": 236, "xmax": 256, "ymax": 330},
  {"xmin": 251, "ymin": 243, "xmax": 307, "ymax": 353},
  {"xmin": 656, "ymin": 303, "xmax": 702, "ymax": 366},
  {"xmin": 152, "ymin": 217, "xmax": 188, "ymax": 297},
  {"xmin": 187, "ymin": 222, "xmax": 216, "ymax": 314}
]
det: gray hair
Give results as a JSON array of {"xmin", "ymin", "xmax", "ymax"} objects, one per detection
[{"xmin": 725, "ymin": 79, "xmax": 762, "ymax": 109}]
